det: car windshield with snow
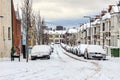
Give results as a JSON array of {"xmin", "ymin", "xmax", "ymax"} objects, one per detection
[
  {"xmin": 31, "ymin": 45, "xmax": 51, "ymax": 60},
  {"xmin": 84, "ymin": 45, "xmax": 106, "ymax": 60}
]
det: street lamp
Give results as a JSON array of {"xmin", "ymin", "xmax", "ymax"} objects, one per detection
[{"xmin": 84, "ymin": 16, "xmax": 92, "ymax": 44}]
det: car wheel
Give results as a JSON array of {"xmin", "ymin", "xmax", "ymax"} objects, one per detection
[
  {"xmin": 86, "ymin": 53, "xmax": 90, "ymax": 59},
  {"xmin": 47, "ymin": 55, "xmax": 50, "ymax": 59},
  {"xmin": 103, "ymin": 58, "xmax": 106, "ymax": 60},
  {"xmin": 84, "ymin": 55, "xmax": 86, "ymax": 59},
  {"xmin": 31, "ymin": 56, "xmax": 36, "ymax": 60}
]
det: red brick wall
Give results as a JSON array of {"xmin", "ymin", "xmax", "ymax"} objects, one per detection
[{"xmin": 12, "ymin": 2, "xmax": 21, "ymax": 54}]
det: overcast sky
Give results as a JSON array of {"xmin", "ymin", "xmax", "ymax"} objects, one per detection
[{"xmin": 13, "ymin": 0, "xmax": 117, "ymax": 26}]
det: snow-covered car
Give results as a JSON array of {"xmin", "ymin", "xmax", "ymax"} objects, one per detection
[
  {"xmin": 72, "ymin": 46, "xmax": 78, "ymax": 55},
  {"xmin": 61, "ymin": 43, "xmax": 67, "ymax": 49},
  {"xmin": 78, "ymin": 44, "xmax": 88, "ymax": 56},
  {"xmin": 65, "ymin": 45, "xmax": 71, "ymax": 52},
  {"xmin": 84, "ymin": 45, "xmax": 106, "ymax": 60},
  {"xmin": 69, "ymin": 46, "xmax": 74, "ymax": 53},
  {"xmin": 31, "ymin": 45, "xmax": 51, "ymax": 60}
]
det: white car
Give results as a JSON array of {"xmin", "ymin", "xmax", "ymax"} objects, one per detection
[
  {"xmin": 72, "ymin": 46, "xmax": 78, "ymax": 55},
  {"xmin": 31, "ymin": 45, "xmax": 51, "ymax": 60},
  {"xmin": 84, "ymin": 45, "xmax": 106, "ymax": 60},
  {"xmin": 65, "ymin": 45, "xmax": 71, "ymax": 52},
  {"xmin": 61, "ymin": 43, "xmax": 66, "ymax": 48},
  {"xmin": 78, "ymin": 44, "xmax": 88, "ymax": 56}
]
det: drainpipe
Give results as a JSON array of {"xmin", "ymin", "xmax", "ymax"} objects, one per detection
[{"xmin": 11, "ymin": 0, "xmax": 14, "ymax": 49}]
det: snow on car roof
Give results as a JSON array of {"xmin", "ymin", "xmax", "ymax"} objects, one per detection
[
  {"xmin": 79, "ymin": 44, "xmax": 88, "ymax": 54},
  {"xmin": 32, "ymin": 45, "xmax": 50, "ymax": 52},
  {"xmin": 87, "ymin": 45, "xmax": 106, "ymax": 54}
]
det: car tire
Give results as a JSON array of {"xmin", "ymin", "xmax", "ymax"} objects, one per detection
[
  {"xmin": 84, "ymin": 55, "xmax": 86, "ymax": 59},
  {"xmin": 47, "ymin": 55, "xmax": 50, "ymax": 59},
  {"xmin": 84, "ymin": 52, "xmax": 88, "ymax": 59},
  {"xmin": 103, "ymin": 58, "xmax": 106, "ymax": 60},
  {"xmin": 86, "ymin": 53, "xmax": 90, "ymax": 59},
  {"xmin": 31, "ymin": 56, "xmax": 36, "ymax": 60}
]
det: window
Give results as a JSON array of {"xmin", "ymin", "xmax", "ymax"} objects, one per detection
[
  {"xmin": 55, "ymin": 35, "xmax": 59, "ymax": 38},
  {"xmin": 102, "ymin": 23, "xmax": 105, "ymax": 31},
  {"xmin": 8, "ymin": 27, "xmax": 11, "ymax": 40},
  {"xmin": 49, "ymin": 35, "xmax": 53, "ymax": 38}
]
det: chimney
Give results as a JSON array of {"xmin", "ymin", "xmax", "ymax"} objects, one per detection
[
  {"xmin": 90, "ymin": 18, "xmax": 95, "ymax": 22},
  {"xmin": 95, "ymin": 15, "xmax": 100, "ymax": 19},
  {"xmin": 101, "ymin": 10, "xmax": 107, "ymax": 16},
  {"xmin": 108, "ymin": 5, "xmax": 113, "ymax": 12}
]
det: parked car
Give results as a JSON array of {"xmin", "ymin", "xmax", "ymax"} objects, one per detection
[
  {"xmin": 72, "ymin": 46, "xmax": 78, "ymax": 55},
  {"xmin": 84, "ymin": 45, "xmax": 106, "ymax": 60},
  {"xmin": 61, "ymin": 43, "xmax": 66, "ymax": 48},
  {"xmin": 65, "ymin": 45, "xmax": 71, "ymax": 52},
  {"xmin": 78, "ymin": 44, "xmax": 88, "ymax": 56},
  {"xmin": 31, "ymin": 45, "xmax": 51, "ymax": 60},
  {"xmin": 69, "ymin": 46, "xmax": 74, "ymax": 53}
]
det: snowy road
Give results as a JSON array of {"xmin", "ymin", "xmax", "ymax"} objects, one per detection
[{"xmin": 0, "ymin": 44, "xmax": 120, "ymax": 80}]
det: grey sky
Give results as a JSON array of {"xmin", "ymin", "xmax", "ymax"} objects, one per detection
[{"xmin": 13, "ymin": 0, "xmax": 117, "ymax": 26}]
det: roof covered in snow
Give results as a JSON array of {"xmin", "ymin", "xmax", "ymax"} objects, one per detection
[
  {"xmin": 44, "ymin": 30, "xmax": 48, "ymax": 34},
  {"xmin": 48, "ymin": 30, "xmax": 67, "ymax": 34},
  {"xmin": 111, "ymin": 5, "xmax": 119, "ymax": 13},
  {"xmin": 67, "ymin": 28, "xmax": 78, "ymax": 33},
  {"xmin": 102, "ymin": 13, "xmax": 111, "ymax": 20},
  {"xmin": 92, "ymin": 19, "xmax": 101, "ymax": 25}
]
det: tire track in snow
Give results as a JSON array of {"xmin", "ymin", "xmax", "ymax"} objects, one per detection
[
  {"xmin": 84, "ymin": 61, "xmax": 101, "ymax": 80},
  {"xmin": 53, "ymin": 44, "xmax": 67, "ymax": 63},
  {"xmin": 59, "ymin": 44, "xmax": 101, "ymax": 80}
]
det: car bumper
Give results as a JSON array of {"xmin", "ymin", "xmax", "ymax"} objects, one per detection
[{"xmin": 88, "ymin": 54, "xmax": 106, "ymax": 59}]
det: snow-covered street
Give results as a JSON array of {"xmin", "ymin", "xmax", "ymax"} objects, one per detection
[{"xmin": 0, "ymin": 44, "xmax": 120, "ymax": 80}]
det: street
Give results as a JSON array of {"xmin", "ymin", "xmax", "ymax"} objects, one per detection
[{"xmin": 0, "ymin": 44, "xmax": 120, "ymax": 80}]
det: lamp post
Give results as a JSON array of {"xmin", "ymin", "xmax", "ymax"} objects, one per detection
[{"xmin": 84, "ymin": 16, "xmax": 92, "ymax": 44}]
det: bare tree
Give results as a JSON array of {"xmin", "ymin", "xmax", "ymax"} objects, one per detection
[
  {"xmin": 21, "ymin": 0, "xmax": 33, "ymax": 62},
  {"xmin": 36, "ymin": 11, "xmax": 46, "ymax": 45},
  {"xmin": 36, "ymin": 11, "xmax": 41, "ymax": 45}
]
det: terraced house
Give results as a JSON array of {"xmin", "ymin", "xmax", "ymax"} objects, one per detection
[
  {"xmin": 0, "ymin": 0, "xmax": 13, "ymax": 58},
  {"xmin": 0, "ymin": 0, "xmax": 21, "ymax": 58}
]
